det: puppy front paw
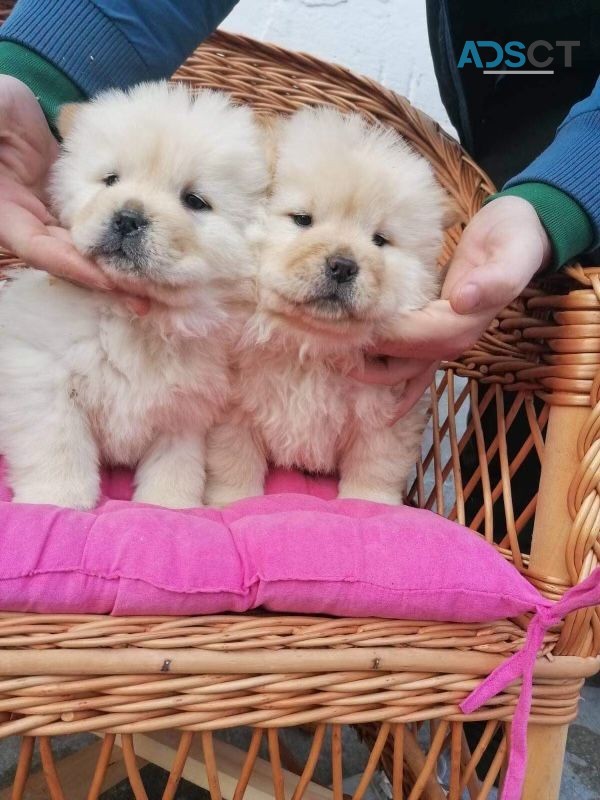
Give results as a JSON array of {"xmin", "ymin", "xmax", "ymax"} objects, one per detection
[
  {"xmin": 204, "ymin": 482, "xmax": 264, "ymax": 508},
  {"xmin": 133, "ymin": 485, "xmax": 203, "ymax": 509},
  {"xmin": 338, "ymin": 483, "xmax": 404, "ymax": 505},
  {"xmin": 12, "ymin": 478, "xmax": 99, "ymax": 510}
]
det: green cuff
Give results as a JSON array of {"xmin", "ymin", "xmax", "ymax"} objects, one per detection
[
  {"xmin": 0, "ymin": 41, "xmax": 85, "ymax": 135},
  {"xmin": 486, "ymin": 183, "xmax": 594, "ymax": 271}
]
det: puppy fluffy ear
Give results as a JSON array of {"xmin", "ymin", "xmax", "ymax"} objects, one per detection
[
  {"xmin": 255, "ymin": 113, "xmax": 282, "ymax": 183},
  {"xmin": 57, "ymin": 103, "xmax": 83, "ymax": 139}
]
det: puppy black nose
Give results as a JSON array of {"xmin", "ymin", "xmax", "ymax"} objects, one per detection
[
  {"xmin": 326, "ymin": 256, "xmax": 359, "ymax": 284},
  {"xmin": 112, "ymin": 209, "xmax": 148, "ymax": 237}
]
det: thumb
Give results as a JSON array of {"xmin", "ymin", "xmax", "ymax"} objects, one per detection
[
  {"xmin": 390, "ymin": 362, "xmax": 438, "ymax": 424},
  {"xmin": 448, "ymin": 260, "xmax": 518, "ymax": 315}
]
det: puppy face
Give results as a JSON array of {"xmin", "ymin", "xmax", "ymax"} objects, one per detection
[
  {"xmin": 257, "ymin": 107, "xmax": 447, "ymax": 344},
  {"xmin": 51, "ymin": 83, "xmax": 268, "ymax": 300}
]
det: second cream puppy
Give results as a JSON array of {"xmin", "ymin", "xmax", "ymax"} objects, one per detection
[{"xmin": 206, "ymin": 107, "xmax": 448, "ymax": 506}]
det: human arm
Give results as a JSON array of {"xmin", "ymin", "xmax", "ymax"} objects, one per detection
[
  {"xmin": 0, "ymin": 0, "xmax": 240, "ymax": 125},
  {"xmin": 358, "ymin": 78, "xmax": 600, "ymax": 409},
  {"xmin": 0, "ymin": 0, "xmax": 238, "ymax": 299}
]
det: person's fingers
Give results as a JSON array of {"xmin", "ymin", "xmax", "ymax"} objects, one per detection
[
  {"xmin": 16, "ymin": 192, "xmax": 55, "ymax": 225},
  {"xmin": 448, "ymin": 258, "xmax": 527, "ymax": 315},
  {"xmin": 0, "ymin": 76, "xmax": 60, "ymax": 194},
  {"xmin": 390, "ymin": 362, "xmax": 439, "ymax": 424},
  {"xmin": 0, "ymin": 202, "xmax": 115, "ymax": 291},
  {"xmin": 0, "ymin": 181, "xmax": 55, "ymax": 225},
  {"xmin": 45, "ymin": 224, "xmax": 73, "ymax": 242},
  {"xmin": 1, "ymin": 203, "xmax": 152, "ymax": 314},
  {"xmin": 25, "ymin": 235, "xmax": 114, "ymax": 291},
  {"xmin": 351, "ymin": 356, "xmax": 432, "ymax": 386},
  {"xmin": 45, "ymin": 227, "xmax": 151, "ymax": 313},
  {"xmin": 372, "ymin": 301, "xmax": 493, "ymax": 361}
]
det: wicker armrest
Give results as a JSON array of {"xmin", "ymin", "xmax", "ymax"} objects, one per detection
[{"xmin": 441, "ymin": 265, "xmax": 600, "ymax": 657}]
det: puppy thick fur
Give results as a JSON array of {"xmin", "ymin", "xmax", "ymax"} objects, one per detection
[
  {"xmin": 0, "ymin": 82, "xmax": 268, "ymax": 509},
  {"xmin": 206, "ymin": 106, "xmax": 447, "ymax": 506}
]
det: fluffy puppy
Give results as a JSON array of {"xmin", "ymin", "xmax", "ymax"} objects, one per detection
[
  {"xmin": 0, "ymin": 82, "xmax": 268, "ymax": 509},
  {"xmin": 206, "ymin": 106, "xmax": 449, "ymax": 506}
]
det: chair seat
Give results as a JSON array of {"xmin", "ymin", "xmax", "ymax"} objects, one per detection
[{"xmin": 0, "ymin": 611, "xmax": 592, "ymax": 738}]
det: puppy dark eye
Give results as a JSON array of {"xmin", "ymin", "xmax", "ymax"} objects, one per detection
[
  {"xmin": 183, "ymin": 192, "xmax": 211, "ymax": 211},
  {"xmin": 372, "ymin": 233, "xmax": 388, "ymax": 247},
  {"xmin": 291, "ymin": 213, "xmax": 313, "ymax": 228},
  {"xmin": 103, "ymin": 174, "xmax": 119, "ymax": 187}
]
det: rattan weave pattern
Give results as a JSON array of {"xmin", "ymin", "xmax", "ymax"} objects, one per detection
[
  {"xmin": 1, "ymin": 6, "xmax": 600, "ymax": 797},
  {"xmin": 0, "ymin": 614, "xmax": 572, "ymax": 738},
  {"xmin": 0, "ymin": 614, "xmax": 554, "ymax": 655}
]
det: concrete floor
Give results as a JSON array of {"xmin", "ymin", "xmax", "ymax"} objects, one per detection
[{"xmin": 560, "ymin": 676, "xmax": 600, "ymax": 799}]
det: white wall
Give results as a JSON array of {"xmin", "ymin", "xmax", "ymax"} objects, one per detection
[{"xmin": 221, "ymin": 0, "xmax": 454, "ymax": 134}]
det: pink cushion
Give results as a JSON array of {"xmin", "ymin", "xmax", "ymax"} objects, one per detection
[
  {"xmin": 0, "ymin": 458, "xmax": 541, "ymax": 619},
  {"xmin": 1, "ymin": 456, "xmax": 599, "ymax": 800}
]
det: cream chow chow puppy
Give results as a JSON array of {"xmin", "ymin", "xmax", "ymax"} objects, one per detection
[
  {"xmin": 0, "ymin": 82, "xmax": 268, "ymax": 509},
  {"xmin": 206, "ymin": 106, "xmax": 450, "ymax": 506}
]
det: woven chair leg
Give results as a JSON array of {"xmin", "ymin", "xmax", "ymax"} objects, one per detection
[
  {"xmin": 11, "ymin": 736, "xmax": 35, "ymax": 800},
  {"xmin": 352, "ymin": 722, "xmax": 391, "ymax": 800},
  {"xmin": 266, "ymin": 729, "xmax": 285, "ymax": 800},
  {"xmin": 0, "ymin": 737, "xmax": 134, "ymax": 800},
  {"xmin": 234, "ymin": 728, "xmax": 263, "ymax": 800},
  {"xmin": 522, "ymin": 725, "xmax": 569, "ymax": 800},
  {"xmin": 522, "ymin": 403, "xmax": 589, "ymax": 798},
  {"xmin": 160, "ymin": 731, "xmax": 193, "ymax": 800},
  {"xmin": 201, "ymin": 731, "xmax": 223, "ymax": 800},
  {"xmin": 331, "ymin": 725, "xmax": 343, "ymax": 800},
  {"xmin": 290, "ymin": 723, "xmax": 327, "ymax": 800},
  {"xmin": 87, "ymin": 734, "xmax": 117, "ymax": 800},
  {"xmin": 477, "ymin": 730, "xmax": 508, "ymax": 798},
  {"xmin": 121, "ymin": 734, "xmax": 149, "ymax": 800},
  {"xmin": 38, "ymin": 737, "xmax": 65, "ymax": 800}
]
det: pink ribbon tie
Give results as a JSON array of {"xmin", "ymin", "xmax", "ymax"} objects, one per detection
[{"xmin": 460, "ymin": 568, "xmax": 600, "ymax": 800}]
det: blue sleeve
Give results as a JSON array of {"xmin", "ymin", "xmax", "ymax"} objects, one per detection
[
  {"xmin": 505, "ymin": 77, "xmax": 600, "ymax": 244},
  {"xmin": 0, "ymin": 0, "xmax": 239, "ymax": 96}
]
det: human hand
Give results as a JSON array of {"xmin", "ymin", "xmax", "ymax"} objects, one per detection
[
  {"xmin": 0, "ymin": 76, "xmax": 148, "ymax": 314},
  {"xmin": 355, "ymin": 196, "xmax": 552, "ymax": 416}
]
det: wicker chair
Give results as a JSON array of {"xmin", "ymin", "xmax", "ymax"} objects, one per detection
[{"xmin": 1, "ymin": 14, "xmax": 599, "ymax": 800}]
